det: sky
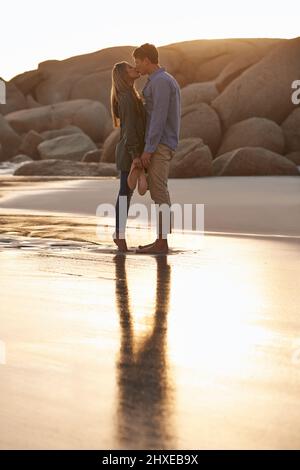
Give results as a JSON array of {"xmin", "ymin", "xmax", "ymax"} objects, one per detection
[{"xmin": 1, "ymin": 0, "xmax": 299, "ymax": 81}]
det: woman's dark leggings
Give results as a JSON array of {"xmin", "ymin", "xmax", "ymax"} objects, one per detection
[{"xmin": 115, "ymin": 171, "xmax": 134, "ymax": 238}]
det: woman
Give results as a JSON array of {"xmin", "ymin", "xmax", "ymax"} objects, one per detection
[{"xmin": 111, "ymin": 61, "xmax": 147, "ymax": 252}]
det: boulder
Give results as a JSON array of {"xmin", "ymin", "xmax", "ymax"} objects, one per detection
[
  {"xmin": 212, "ymin": 147, "xmax": 299, "ymax": 176},
  {"xmin": 212, "ymin": 37, "xmax": 300, "ymax": 129},
  {"xmin": 96, "ymin": 162, "xmax": 118, "ymax": 176},
  {"xmin": 32, "ymin": 47, "xmax": 180, "ymax": 109},
  {"xmin": 281, "ymin": 108, "xmax": 300, "ymax": 152},
  {"xmin": 14, "ymin": 159, "xmax": 118, "ymax": 176},
  {"xmin": 180, "ymin": 103, "xmax": 222, "ymax": 154},
  {"xmin": 101, "ymin": 128, "xmax": 120, "ymax": 163},
  {"xmin": 18, "ymin": 130, "xmax": 44, "ymax": 159},
  {"xmin": 41, "ymin": 125, "xmax": 84, "ymax": 140},
  {"xmin": 10, "ymin": 69, "xmax": 44, "ymax": 95},
  {"xmin": 8, "ymin": 39, "xmax": 281, "ymax": 113},
  {"xmin": 180, "ymin": 82, "xmax": 219, "ymax": 108},
  {"xmin": 216, "ymin": 117, "xmax": 285, "ymax": 156},
  {"xmin": 0, "ymin": 80, "xmax": 27, "ymax": 115},
  {"xmin": 215, "ymin": 50, "xmax": 265, "ymax": 92},
  {"xmin": 82, "ymin": 149, "xmax": 102, "ymax": 162},
  {"xmin": 0, "ymin": 114, "xmax": 21, "ymax": 160},
  {"xmin": 38, "ymin": 133, "xmax": 97, "ymax": 161},
  {"xmin": 285, "ymin": 151, "xmax": 300, "ymax": 166},
  {"xmin": 5, "ymin": 99, "xmax": 112, "ymax": 142},
  {"xmin": 172, "ymin": 38, "xmax": 282, "ymax": 84},
  {"xmin": 26, "ymin": 94, "xmax": 42, "ymax": 109},
  {"xmin": 169, "ymin": 138, "xmax": 212, "ymax": 177},
  {"xmin": 70, "ymin": 70, "xmax": 113, "ymax": 112},
  {"xmin": 10, "ymin": 154, "xmax": 33, "ymax": 163},
  {"xmin": 34, "ymin": 47, "xmax": 136, "ymax": 107}
]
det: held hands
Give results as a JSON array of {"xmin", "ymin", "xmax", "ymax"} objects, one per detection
[
  {"xmin": 132, "ymin": 157, "xmax": 143, "ymax": 169},
  {"xmin": 140, "ymin": 152, "xmax": 152, "ymax": 169},
  {"xmin": 132, "ymin": 152, "xmax": 152, "ymax": 170}
]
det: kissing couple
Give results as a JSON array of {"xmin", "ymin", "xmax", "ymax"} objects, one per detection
[{"xmin": 110, "ymin": 43, "xmax": 181, "ymax": 254}]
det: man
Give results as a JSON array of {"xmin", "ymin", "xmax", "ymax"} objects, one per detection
[{"xmin": 133, "ymin": 43, "xmax": 181, "ymax": 254}]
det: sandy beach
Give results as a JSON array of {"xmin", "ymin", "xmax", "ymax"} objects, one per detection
[
  {"xmin": 0, "ymin": 175, "xmax": 300, "ymax": 237},
  {"xmin": 0, "ymin": 175, "xmax": 300, "ymax": 449}
]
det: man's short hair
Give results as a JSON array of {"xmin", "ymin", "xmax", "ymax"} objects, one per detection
[{"xmin": 133, "ymin": 43, "xmax": 159, "ymax": 64}]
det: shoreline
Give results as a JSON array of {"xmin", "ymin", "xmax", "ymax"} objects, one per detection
[{"xmin": 0, "ymin": 175, "xmax": 299, "ymax": 239}]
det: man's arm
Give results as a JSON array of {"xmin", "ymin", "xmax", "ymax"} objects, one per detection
[{"xmin": 144, "ymin": 78, "xmax": 171, "ymax": 154}]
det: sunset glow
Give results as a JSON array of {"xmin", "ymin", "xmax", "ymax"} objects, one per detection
[{"xmin": 2, "ymin": 0, "xmax": 299, "ymax": 80}]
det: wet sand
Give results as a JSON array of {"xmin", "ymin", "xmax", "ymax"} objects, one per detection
[{"xmin": 0, "ymin": 176, "xmax": 300, "ymax": 449}]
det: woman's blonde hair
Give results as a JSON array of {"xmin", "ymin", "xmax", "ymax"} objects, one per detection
[{"xmin": 110, "ymin": 61, "xmax": 142, "ymax": 128}]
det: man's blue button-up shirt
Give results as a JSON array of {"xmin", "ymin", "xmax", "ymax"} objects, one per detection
[{"xmin": 142, "ymin": 67, "xmax": 181, "ymax": 154}]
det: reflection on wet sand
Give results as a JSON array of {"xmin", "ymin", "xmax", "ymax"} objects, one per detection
[
  {"xmin": 0, "ymin": 227, "xmax": 300, "ymax": 449},
  {"xmin": 114, "ymin": 255, "xmax": 175, "ymax": 450}
]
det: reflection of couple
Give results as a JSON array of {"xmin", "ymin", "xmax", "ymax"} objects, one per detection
[
  {"xmin": 111, "ymin": 43, "xmax": 181, "ymax": 254},
  {"xmin": 114, "ymin": 254, "xmax": 175, "ymax": 449}
]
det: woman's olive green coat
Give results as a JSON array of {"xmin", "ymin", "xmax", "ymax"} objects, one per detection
[{"xmin": 115, "ymin": 91, "xmax": 146, "ymax": 172}]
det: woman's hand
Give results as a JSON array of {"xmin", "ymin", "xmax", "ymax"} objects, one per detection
[
  {"xmin": 132, "ymin": 157, "xmax": 143, "ymax": 169},
  {"xmin": 141, "ymin": 152, "xmax": 152, "ymax": 169}
]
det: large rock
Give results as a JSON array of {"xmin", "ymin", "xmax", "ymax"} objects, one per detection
[
  {"xmin": 180, "ymin": 103, "xmax": 222, "ymax": 154},
  {"xmin": 10, "ymin": 69, "xmax": 44, "ymax": 96},
  {"xmin": 5, "ymin": 99, "xmax": 112, "ymax": 142},
  {"xmin": 281, "ymin": 108, "xmax": 300, "ymax": 152},
  {"xmin": 285, "ymin": 152, "xmax": 300, "ymax": 166},
  {"xmin": 212, "ymin": 147, "xmax": 299, "ymax": 176},
  {"xmin": 34, "ymin": 47, "xmax": 137, "ymax": 109},
  {"xmin": 10, "ymin": 154, "xmax": 33, "ymax": 164},
  {"xmin": 41, "ymin": 125, "xmax": 84, "ymax": 140},
  {"xmin": 96, "ymin": 162, "xmax": 118, "ymax": 176},
  {"xmin": 26, "ymin": 94, "xmax": 42, "ymax": 109},
  {"xmin": 0, "ymin": 79, "xmax": 27, "ymax": 115},
  {"xmin": 217, "ymin": 117, "xmax": 285, "ymax": 156},
  {"xmin": 82, "ymin": 149, "xmax": 102, "ymax": 162},
  {"xmin": 171, "ymin": 38, "xmax": 282, "ymax": 85},
  {"xmin": 101, "ymin": 128, "xmax": 120, "ymax": 163},
  {"xmin": 0, "ymin": 114, "xmax": 21, "ymax": 160},
  {"xmin": 70, "ymin": 70, "xmax": 114, "ymax": 112},
  {"xmin": 27, "ymin": 46, "xmax": 181, "ymax": 108},
  {"xmin": 215, "ymin": 50, "xmax": 265, "ymax": 93},
  {"xmin": 180, "ymin": 82, "xmax": 219, "ymax": 108},
  {"xmin": 7, "ymin": 39, "xmax": 282, "ymax": 113},
  {"xmin": 212, "ymin": 37, "xmax": 300, "ymax": 129},
  {"xmin": 169, "ymin": 138, "xmax": 212, "ymax": 177},
  {"xmin": 18, "ymin": 130, "xmax": 44, "ymax": 159},
  {"xmin": 38, "ymin": 133, "xmax": 97, "ymax": 161},
  {"xmin": 14, "ymin": 159, "xmax": 118, "ymax": 176}
]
